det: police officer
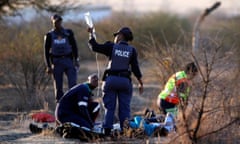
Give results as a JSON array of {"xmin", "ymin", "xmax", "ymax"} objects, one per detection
[
  {"xmin": 55, "ymin": 73, "xmax": 100, "ymax": 129},
  {"xmin": 157, "ymin": 62, "xmax": 198, "ymax": 116},
  {"xmin": 88, "ymin": 27, "xmax": 143, "ymax": 136},
  {"xmin": 44, "ymin": 14, "xmax": 79, "ymax": 103}
]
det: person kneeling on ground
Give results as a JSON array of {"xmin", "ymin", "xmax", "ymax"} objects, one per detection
[
  {"xmin": 157, "ymin": 62, "xmax": 198, "ymax": 116},
  {"xmin": 55, "ymin": 73, "xmax": 100, "ymax": 131}
]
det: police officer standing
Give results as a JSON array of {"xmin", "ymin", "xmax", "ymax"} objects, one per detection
[
  {"xmin": 88, "ymin": 27, "xmax": 143, "ymax": 136},
  {"xmin": 44, "ymin": 14, "xmax": 79, "ymax": 103}
]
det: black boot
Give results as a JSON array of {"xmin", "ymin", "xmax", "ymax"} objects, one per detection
[
  {"xmin": 104, "ymin": 128, "xmax": 111, "ymax": 136},
  {"xmin": 29, "ymin": 123, "xmax": 42, "ymax": 134}
]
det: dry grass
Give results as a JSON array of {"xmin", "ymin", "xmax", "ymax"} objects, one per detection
[
  {"xmin": 0, "ymin": 60, "xmax": 169, "ymax": 143},
  {"xmin": 1, "ymin": 54, "xmax": 239, "ymax": 143}
]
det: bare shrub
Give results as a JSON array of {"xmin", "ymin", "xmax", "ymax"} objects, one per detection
[
  {"xmin": 166, "ymin": 33, "xmax": 239, "ymax": 144},
  {"xmin": 142, "ymin": 22, "xmax": 239, "ymax": 144},
  {"xmin": 0, "ymin": 20, "xmax": 51, "ymax": 111}
]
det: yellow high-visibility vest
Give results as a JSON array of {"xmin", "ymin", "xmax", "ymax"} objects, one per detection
[{"xmin": 158, "ymin": 71, "xmax": 190, "ymax": 104}]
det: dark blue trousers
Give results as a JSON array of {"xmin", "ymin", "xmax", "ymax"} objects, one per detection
[
  {"xmin": 56, "ymin": 102, "xmax": 100, "ymax": 129},
  {"xmin": 52, "ymin": 58, "xmax": 77, "ymax": 102},
  {"xmin": 102, "ymin": 76, "xmax": 132, "ymax": 130}
]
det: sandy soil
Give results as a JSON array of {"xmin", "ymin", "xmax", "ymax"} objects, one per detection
[
  {"xmin": 0, "ymin": 94, "xmax": 171, "ymax": 144},
  {"xmin": 0, "ymin": 60, "xmax": 168, "ymax": 143},
  {"xmin": 0, "ymin": 92, "xmax": 172, "ymax": 144},
  {"xmin": 0, "ymin": 116, "xmax": 169, "ymax": 144}
]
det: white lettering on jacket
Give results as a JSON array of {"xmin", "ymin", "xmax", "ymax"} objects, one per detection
[
  {"xmin": 115, "ymin": 50, "xmax": 129, "ymax": 58},
  {"xmin": 54, "ymin": 38, "xmax": 66, "ymax": 44}
]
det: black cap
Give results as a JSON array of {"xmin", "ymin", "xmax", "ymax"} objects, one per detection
[
  {"xmin": 51, "ymin": 14, "xmax": 62, "ymax": 22},
  {"xmin": 113, "ymin": 27, "xmax": 133, "ymax": 41}
]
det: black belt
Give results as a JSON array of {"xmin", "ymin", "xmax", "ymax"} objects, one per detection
[
  {"xmin": 106, "ymin": 70, "xmax": 131, "ymax": 79},
  {"xmin": 52, "ymin": 54, "xmax": 72, "ymax": 58},
  {"xmin": 108, "ymin": 73, "xmax": 129, "ymax": 78}
]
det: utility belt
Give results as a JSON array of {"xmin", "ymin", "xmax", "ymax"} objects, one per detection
[
  {"xmin": 51, "ymin": 53, "xmax": 73, "ymax": 59},
  {"xmin": 102, "ymin": 69, "xmax": 131, "ymax": 81}
]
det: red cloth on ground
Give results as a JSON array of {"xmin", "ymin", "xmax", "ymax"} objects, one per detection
[{"xmin": 31, "ymin": 112, "xmax": 55, "ymax": 123}]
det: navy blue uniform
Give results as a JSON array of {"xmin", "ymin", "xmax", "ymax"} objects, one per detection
[
  {"xmin": 44, "ymin": 28, "xmax": 78, "ymax": 102},
  {"xmin": 88, "ymin": 38, "xmax": 142, "ymax": 130},
  {"xmin": 55, "ymin": 83, "xmax": 100, "ymax": 129}
]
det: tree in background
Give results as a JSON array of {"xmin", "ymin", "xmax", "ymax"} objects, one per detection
[
  {"xmin": 0, "ymin": 0, "xmax": 76, "ymax": 18},
  {"xmin": 0, "ymin": 0, "xmax": 79, "ymax": 111},
  {"xmin": 0, "ymin": 22, "xmax": 52, "ymax": 110}
]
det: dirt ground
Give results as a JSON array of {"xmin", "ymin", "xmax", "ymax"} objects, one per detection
[
  {"xmin": 0, "ymin": 87, "xmax": 170, "ymax": 143},
  {"xmin": 0, "ymin": 112, "xmax": 172, "ymax": 144},
  {"xmin": 0, "ymin": 60, "xmax": 170, "ymax": 143}
]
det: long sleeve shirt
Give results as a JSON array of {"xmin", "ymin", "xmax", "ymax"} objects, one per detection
[
  {"xmin": 44, "ymin": 28, "xmax": 78, "ymax": 68},
  {"xmin": 88, "ymin": 37, "xmax": 142, "ymax": 80}
]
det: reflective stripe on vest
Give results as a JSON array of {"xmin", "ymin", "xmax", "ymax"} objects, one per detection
[{"xmin": 78, "ymin": 101, "xmax": 87, "ymax": 107}]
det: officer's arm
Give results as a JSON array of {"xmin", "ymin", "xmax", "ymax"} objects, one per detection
[
  {"xmin": 88, "ymin": 39, "xmax": 113, "ymax": 56},
  {"xmin": 130, "ymin": 48, "xmax": 142, "ymax": 79},
  {"xmin": 131, "ymin": 48, "xmax": 143, "ymax": 87},
  {"xmin": 130, "ymin": 48, "xmax": 143, "ymax": 94},
  {"xmin": 68, "ymin": 30, "xmax": 79, "ymax": 60},
  {"xmin": 44, "ymin": 33, "xmax": 52, "ymax": 68}
]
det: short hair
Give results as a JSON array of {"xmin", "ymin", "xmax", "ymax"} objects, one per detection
[
  {"xmin": 185, "ymin": 62, "xmax": 198, "ymax": 74},
  {"xmin": 51, "ymin": 14, "xmax": 62, "ymax": 22},
  {"xmin": 88, "ymin": 73, "xmax": 98, "ymax": 81}
]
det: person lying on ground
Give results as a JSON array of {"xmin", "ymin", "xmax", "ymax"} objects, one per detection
[{"xmin": 124, "ymin": 112, "xmax": 176, "ymax": 137}]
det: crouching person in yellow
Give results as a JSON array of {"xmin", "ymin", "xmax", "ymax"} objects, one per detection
[{"xmin": 157, "ymin": 62, "xmax": 198, "ymax": 116}]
